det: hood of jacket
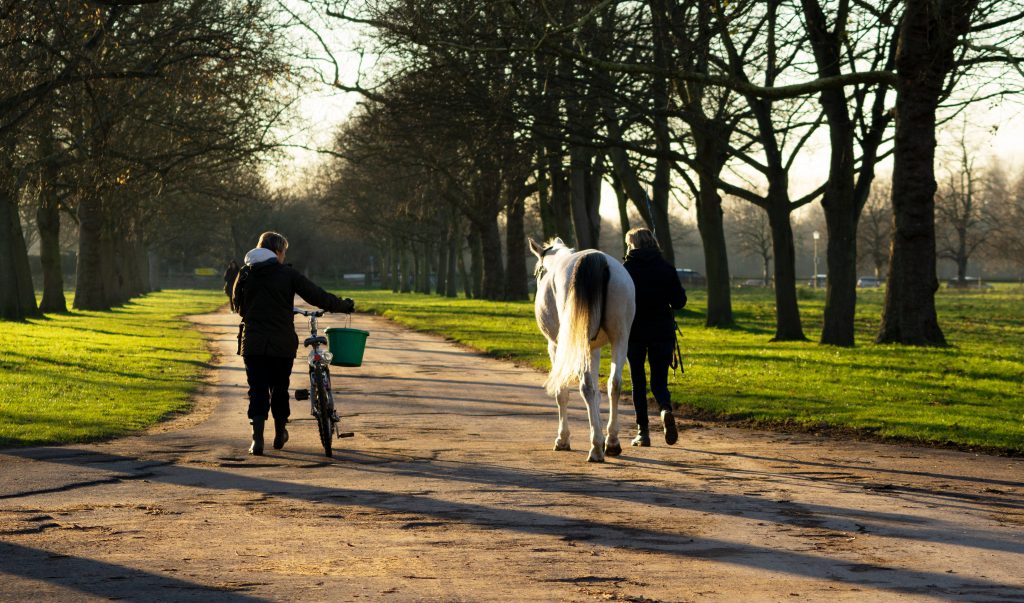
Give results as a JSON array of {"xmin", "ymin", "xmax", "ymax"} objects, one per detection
[{"xmin": 244, "ymin": 247, "xmax": 278, "ymax": 267}]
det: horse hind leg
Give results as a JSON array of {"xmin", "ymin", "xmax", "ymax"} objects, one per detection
[
  {"xmin": 583, "ymin": 348, "xmax": 604, "ymax": 462},
  {"xmin": 553, "ymin": 388, "xmax": 571, "ymax": 451},
  {"xmin": 549, "ymin": 341, "xmax": 571, "ymax": 451},
  {"xmin": 603, "ymin": 342, "xmax": 626, "ymax": 458}
]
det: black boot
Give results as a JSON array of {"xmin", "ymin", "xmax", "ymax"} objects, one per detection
[
  {"xmin": 273, "ymin": 419, "xmax": 289, "ymax": 450},
  {"xmin": 249, "ymin": 420, "xmax": 265, "ymax": 456},
  {"xmin": 661, "ymin": 409, "xmax": 678, "ymax": 445},
  {"xmin": 631, "ymin": 425, "xmax": 651, "ymax": 447}
]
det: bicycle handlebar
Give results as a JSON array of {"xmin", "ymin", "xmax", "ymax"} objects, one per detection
[{"xmin": 293, "ymin": 308, "xmax": 326, "ymax": 317}]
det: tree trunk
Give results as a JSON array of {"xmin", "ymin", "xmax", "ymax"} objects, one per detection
[
  {"xmin": 569, "ymin": 147, "xmax": 601, "ymax": 250},
  {"xmin": 877, "ymin": 0, "xmax": 973, "ymax": 345},
  {"xmin": 802, "ymin": 0, "xmax": 861, "ymax": 347},
  {"xmin": 137, "ymin": 243, "xmax": 152, "ymax": 294},
  {"xmin": 447, "ymin": 219, "xmax": 460, "ymax": 298},
  {"xmin": 74, "ymin": 193, "xmax": 110, "ymax": 310},
  {"xmin": 36, "ymin": 117, "xmax": 67, "ymax": 313},
  {"xmin": 767, "ymin": 204, "xmax": 806, "ymax": 341},
  {"xmin": 458, "ymin": 233, "xmax": 472, "ymax": 299},
  {"xmin": 36, "ymin": 197, "xmax": 66, "ymax": 313},
  {"xmin": 436, "ymin": 234, "xmax": 448, "ymax": 295},
  {"xmin": 694, "ymin": 159, "xmax": 734, "ymax": 327},
  {"xmin": 505, "ymin": 193, "xmax": 529, "ymax": 300},
  {"xmin": 547, "ymin": 150, "xmax": 575, "ymax": 246},
  {"xmin": 467, "ymin": 228, "xmax": 482, "ymax": 299},
  {"xmin": 0, "ymin": 187, "xmax": 40, "ymax": 320},
  {"xmin": 650, "ymin": 0, "xmax": 674, "ymax": 264},
  {"xmin": 400, "ymin": 245, "xmax": 412, "ymax": 293},
  {"xmin": 609, "ymin": 172, "xmax": 631, "ymax": 256},
  {"xmin": 418, "ymin": 240, "xmax": 432, "ymax": 294},
  {"xmin": 477, "ymin": 218, "xmax": 505, "ymax": 300}
]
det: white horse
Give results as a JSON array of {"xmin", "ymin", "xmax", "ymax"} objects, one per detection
[{"xmin": 529, "ymin": 237, "xmax": 636, "ymax": 463}]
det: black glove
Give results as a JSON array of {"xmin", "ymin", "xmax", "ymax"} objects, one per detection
[{"xmin": 338, "ymin": 297, "xmax": 355, "ymax": 313}]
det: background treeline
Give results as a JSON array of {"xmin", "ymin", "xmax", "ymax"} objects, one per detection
[
  {"xmin": 0, "ymin": 0, "xmax": 300, "ymax": 318},
  {"xmin": 307, "ymin": 0, "xmax": 1024, "ymax": 347},
  {"xmin": 3, "ymin": 1, "xmax": 1023, "ymax": 351}
]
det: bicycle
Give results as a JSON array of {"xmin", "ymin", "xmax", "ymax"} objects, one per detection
[{"xmin": 292, "ymin": 308, "xmax": 353, "ymax": 457}]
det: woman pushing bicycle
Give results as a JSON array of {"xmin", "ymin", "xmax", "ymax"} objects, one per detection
[{"xmin": 230, "ymin": 231, "xmax": 354, "ymax": 455}]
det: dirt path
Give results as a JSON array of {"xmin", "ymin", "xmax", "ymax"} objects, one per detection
[{"xmin": 2, "ymin": 308, "xmax": 1023, "ymax": 602}]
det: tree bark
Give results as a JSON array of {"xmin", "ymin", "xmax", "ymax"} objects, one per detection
[
  {"xmin": 0, "ymin": 187, "xmax": 40, "ymax": 320},
  {"xmin": 696, "ymin": 181, "xmax": 734, "ymax": 327},
  {"xmin": 477, "ymin": 218, "xmax": 506, "ymax": 300},
  {"xmin": 569, "ymin": 147, "xmax": 602, "ymax": 251},
  {"xmin": 878, "ymin": 0, "xmax": 976, "ymax": 345},
  {"xmin": 436, "ymin": 233, "xmax": 449, "ymax": 295},
  {"xmin": 447, "ymin": 219, "xmax": 460, "ymax": 298},
  {"xmin": 505, "ymin": 192, "xmax": 529, "ymax": 300},
  {"xmin": 36, "ymin": 195, "xmax": 66, "ymax": 313},
  {"xmin": 467, "ymin": 228, "xmax": 482, "ymax": 299},
  {"xmin": 36, "ymin": 114, "xmax": 67, "ymax": 313},
  {"xmin": 767, "ymin": 202, "xmax": 806, "ymax": 341},
  {"xmin": 400, "ymin": 244, "xmax": 412, "ymax": 293},
  {"xmin": 74, "ymin": 192, "xmax": 111, "ymax": 310},
  {"xmin": 802, "ymin": 0, "xmax": 862, "ymax": 347},
  {"xmin": 692, "ymin": 121, "xmax": 735, "ymax": 328},
  {"xmin": 609, "ymin": 172, "xmax": 631, "ymax": 256},
  {"xmin": 547, "ymin": 148, "xmax": 575, "ymax": 246}
]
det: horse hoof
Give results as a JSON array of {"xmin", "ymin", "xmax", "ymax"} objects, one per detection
[
  {"xmin": 553, "ymin": 441, "xmax": 571, "ymax": 451},
  {"xmin": 604, "ymin": 442, "xmax": 622, "ymax": 457},
  {"xmin": 587, "ymin": 455, "xmax": 605, "ymax": 463}
]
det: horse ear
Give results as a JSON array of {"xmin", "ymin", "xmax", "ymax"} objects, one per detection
[
  {"xmin": 553, "ymin": 237, "xmax": 565, "ymax": 247},
  {"xmin": 528, "ymin": 238, "xmax": 543, "ymax": 257}
]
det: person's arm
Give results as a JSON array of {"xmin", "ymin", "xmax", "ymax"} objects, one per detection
[
  {"xmin": 291, "ymin": 270, "xmax": 354, "ymax": 313},
  {"xmin": 666, "ymin": 266, "xmax": 687, "ymax": 310}
]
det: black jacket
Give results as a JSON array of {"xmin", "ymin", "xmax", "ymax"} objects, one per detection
[
  {"xmin": 623, "ymin": 247, "xmax": 687, "ymax": 342},
  {"xmin": 233, "ymin": 259, "xmax": 353, "ymax": 357}
]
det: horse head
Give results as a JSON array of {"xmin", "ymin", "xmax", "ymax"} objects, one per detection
[{"xmin": 528, "ymin": 237, "xmax": 572, "ymax": 281}]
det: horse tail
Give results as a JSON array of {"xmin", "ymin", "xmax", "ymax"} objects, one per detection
[{"xmin": 545, "ymin": 252, "xmax": 609, "ymax": 396}]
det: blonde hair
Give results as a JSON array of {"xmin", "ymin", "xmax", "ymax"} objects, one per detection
[
  {"xmin": 257, "ymin": 231, "xmax": 289, "ymax": 253},
  {"xmin": 625, "ymin": 228, "xmax": 659, "ymax": 251}
]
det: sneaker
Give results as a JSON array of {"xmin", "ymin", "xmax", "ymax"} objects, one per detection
[
  {"xmin": 661, "ymin": 410, "xmax": 678, "ymax": 445},
  {"xmin": 631, "ymin": 426, "xmax": 651, "ymax": 447}
]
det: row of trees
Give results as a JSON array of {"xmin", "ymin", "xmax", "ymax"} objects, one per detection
[
  {"xmin": 308, "ymin": 0, "xmax": 1023, "ymax": 346},
  {"xmin": 1, "ymin": 0, "xmax": 295, "ymax": 319}
]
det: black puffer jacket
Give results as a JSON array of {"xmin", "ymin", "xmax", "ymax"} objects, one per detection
[
  {"xmin": 623, "ymin": 247, "xmax": 687, "ymax": 342},
  {"xmin": 233, "ymin": 257, "xmax": 353, "ymax": 357}
]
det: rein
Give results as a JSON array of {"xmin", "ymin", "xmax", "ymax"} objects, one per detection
[{"xmin": 534, "ymin": 245, "xmax": 553, "ymax": 281}]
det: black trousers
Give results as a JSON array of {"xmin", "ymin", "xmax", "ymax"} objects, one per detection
[
  {"xmin": 243, "ymin": 355, "xmax": 294, "ymax": 423},
  {"xmin": 627, "ymin": 338, "xmax": 674, "ymax": 429}
]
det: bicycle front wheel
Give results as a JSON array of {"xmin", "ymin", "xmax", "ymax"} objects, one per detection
[{"xmin": 314, "ymin": 376, "xmax": 333, "ymax": 457}]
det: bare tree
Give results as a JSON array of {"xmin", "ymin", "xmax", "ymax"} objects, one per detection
[
  {"xmin": 935, "ymin": 134, "xmax": 999, "ymax": 285},
  {"xmin": 727, "ymin": 199, "xmax": 773, "ymax": 286},
  {"xmin": 857, "ymin": 180, "xmax": 892, "ymax": 281}
]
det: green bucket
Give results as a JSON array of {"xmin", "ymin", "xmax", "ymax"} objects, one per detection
[{"xmin": 325, "ymin": 327, "xmax": 370, "ymax": 367}]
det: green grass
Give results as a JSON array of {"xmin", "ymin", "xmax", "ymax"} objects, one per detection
[
  {"xmin": 0, "ymin": 290, "xmax": 226, "ymax": 447},
  {"xmin": 343, "ymin": 286, "xmax": 1024, "ymax": 454}
]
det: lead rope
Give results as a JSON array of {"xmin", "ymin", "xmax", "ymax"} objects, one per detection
[{"xmin": 670, "ymin": 323, "xmax": 684, "ymax": 376}]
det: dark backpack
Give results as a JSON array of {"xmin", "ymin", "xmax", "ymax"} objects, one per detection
[{"xmin": 231, "ymin": 265, "xmax": 252, "ymax": 315}]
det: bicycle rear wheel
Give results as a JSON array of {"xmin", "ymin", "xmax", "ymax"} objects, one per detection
[{"xmin": 314, "ymin": 376, "xmax": 333, "ymax": 457}]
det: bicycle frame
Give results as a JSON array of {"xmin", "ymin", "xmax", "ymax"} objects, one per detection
[{"xmin": 294, "ymin": 308, "xmax": 340, "ymax": 442}]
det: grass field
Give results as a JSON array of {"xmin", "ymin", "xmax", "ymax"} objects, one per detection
[
  {"xmin": 344, "ymin": 285, "xmax": 1024, "ymax": 454},
  {"xmin": 0, "ymin": 290, "xmax": 225, "ymax": 447}
]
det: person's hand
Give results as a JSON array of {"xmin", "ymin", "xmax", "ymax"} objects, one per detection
[{"xmin": 340, "ymin": 298, "xmax": 355, "ymax": 313}]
